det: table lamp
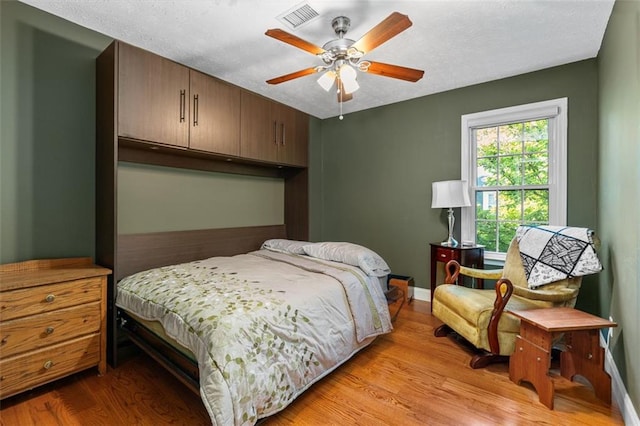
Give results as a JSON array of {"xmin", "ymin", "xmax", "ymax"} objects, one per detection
[{"xmin": 431, "ymin": 180, "xmax": 471, "ymax": 247}]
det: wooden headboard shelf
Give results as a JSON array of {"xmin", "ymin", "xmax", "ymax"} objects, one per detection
[{"xmin": 117, "ymin": 225, "xmax": 287, "ymax": 280}]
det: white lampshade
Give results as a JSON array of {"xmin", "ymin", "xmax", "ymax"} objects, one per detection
[
  {"xmin": 431, "ymin": 180, "xmax": 471, "ymax": 208},
  {"xmin": 339, "ymin": 64, "xmax": 359, "ymax": 94},
  {"xmin": 317, "ymin": 70, "xmax": 336, "ymax": 91}
]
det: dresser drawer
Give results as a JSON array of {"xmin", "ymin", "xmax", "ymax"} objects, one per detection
[
  {"xmin": 0, "ymin": 277, "xmax": 102, "ymax": 321},
  {"xmin": 0, "ymin": 302, "xmax": 101, "ymax": 358},
  {"xmin": 0, "ymin": 334, "xmax": 101, "ymax": 399}
]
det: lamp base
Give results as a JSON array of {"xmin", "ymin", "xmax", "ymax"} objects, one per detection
[
  {"xmin": 441, "ymin": 237, "xmax": 460, "ymax": 247},
  {"xmin": 441, "ymin": 207, "xmax": 460, "ymax": 247}
]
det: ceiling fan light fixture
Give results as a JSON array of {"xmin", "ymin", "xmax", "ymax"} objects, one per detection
[
  {"xmin": 317, "ymin": 70, "xmax": 336, "ymax": 91},
  {"xmin": 358, "ymin": 61, "xmax": 371, "ymax": 72},
  {"xmin": 339, "ymin": 64, "xmax": 359, "ymax": 94},
  {"xmin": 346, "ymin": 47, "xmax": 363, "ymax": 59}
]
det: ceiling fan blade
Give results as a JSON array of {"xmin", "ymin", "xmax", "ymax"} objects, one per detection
[
  {"xmin": 265, "ymin": 29, "xmax": 325, "ymax": 55},
  {"xmin": 266, "ymin": 67, "xmax": 319, "ymax": 85},
  {"xmin": 350, "ymin": 12, "xmax": 413, "ymax": 54},
  {"xmin": 365, "ymin": 61, "xmax": 424, "ymax": 82},
  {"xmin": 337, "ymin": 80, "xmax": 353, "ymax": 103}
]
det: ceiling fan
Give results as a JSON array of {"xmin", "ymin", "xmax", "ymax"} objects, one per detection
[{"xmin": 265, "ymin": 12, "xmax": 424, "ymax": 104}]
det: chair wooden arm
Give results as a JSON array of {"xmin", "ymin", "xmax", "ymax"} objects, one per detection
[
  {"xmin": 487, "ymin": 278, "xmax": 514, "ymax": 355},
  {"xmin": 444, "ymin": 260, "xmax": 503, "ymax": 284},
  {"xmin": 444, "ymin": 260, "xmax": 461, "ymax": 284}
]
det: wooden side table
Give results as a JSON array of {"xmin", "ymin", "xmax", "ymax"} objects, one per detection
[
  {"xmin": 429, "ymin": 243, "xmax": 484, "ymax": 308},
  {"xmin": 509, "ymin": 307, "xmax": 617, "ymax": 409}
]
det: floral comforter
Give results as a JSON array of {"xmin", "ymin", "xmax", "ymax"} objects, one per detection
[{"xmin": 116, "ymin": 250, "xmax": 392, "ymax": 425}]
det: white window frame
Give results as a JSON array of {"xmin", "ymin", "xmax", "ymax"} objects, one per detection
[{"xmin": 461, "ymin": 98, "xmax": 568, "ymax": 261}]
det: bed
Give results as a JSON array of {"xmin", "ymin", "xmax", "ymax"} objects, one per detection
[{"xmin": 115, "ymin": 237, "xmax": 393, "ymax": 425}]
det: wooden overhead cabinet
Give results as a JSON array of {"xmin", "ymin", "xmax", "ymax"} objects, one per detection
[
  {"xmin": 240, "ymin": 91, "xmax": 308, "ymax": 167},
  {"xmin": 117, "ymin": 43, "xmax": 242, "ymax": 156},
  {"xmin": 189, "ymin": 70, "xmax": 241, "ymax": 156},
  {"xmin": 117, "ymin": 43, "xmax": 190, "ymax": 148}
]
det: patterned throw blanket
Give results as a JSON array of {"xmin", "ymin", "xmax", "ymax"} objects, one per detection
[{"xmin": 515, "ymin": 225, "xmax": 602, "ymax": 288}]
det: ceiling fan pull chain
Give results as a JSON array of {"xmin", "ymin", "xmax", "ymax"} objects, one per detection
[{"xmin": 339, "ymin": 83, "xmax": 344, "ymax": 120}]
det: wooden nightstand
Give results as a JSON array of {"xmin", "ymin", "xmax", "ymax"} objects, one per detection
[
  {"xmin": 0, "ymin": 258, "xmax": 111, "ymax": 399},
  {"xmin": 429, "ymin": 243, "xmax": 484, "ymax": 308}
]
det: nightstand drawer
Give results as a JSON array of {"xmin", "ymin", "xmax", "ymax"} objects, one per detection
[
  {"xmin": 0, "ymin": 302, "xmax": 101, "ymax": 358},
  {"xmin": 434, "ymin": 247, "xmax": 460, "ymax": 263},
  {"xmin": 0, "ymin": 277, "xmax": 102, "ymax": 321},
  {"xmin": 0, "ymin": 334, "xmax": 101, "ymax": 399}
]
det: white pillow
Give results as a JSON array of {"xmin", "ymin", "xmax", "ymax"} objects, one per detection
[
  {"xmin": 261, "ymin": 239, "xmax": 309, "ymax": 255},
  {"xmin": 303, "ymin": 242, "xmax": 390, "ymax": 278}
]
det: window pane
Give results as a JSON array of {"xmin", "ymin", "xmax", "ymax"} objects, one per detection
[
  {"xmin": 476, "ymin": 190, "xmax": 496, "ymax": 220},
  {"xmin": 499, "ymin": 123, "xmax": 523, "ymax": 155},
  {"xmin": 498, "ymin": 155, "xmax": 522, "ymax": 186},
  {"xmin": 524, "ymin": 119, "xmax": 548, "ymax": 153},
  {"xmin": 523, "ymin": 154, "xmax": 548, "ymax": 185},
  {"xmin": 477, "ymin": 157, "xmax": 497, "ymax": 187},
  {"xmin": 477, "ymin": 221, "xmax": 497, "ymax": 251},
  {"xmin": 524, "ymin": 190, "xmax": 549, "ymax": 222},
  {"xmin": 498, "ymin": 190, "xmax": 522, "ymax": 221},
  {"xmin": 476, "ymin": 127, "xmax": 498, "ymax": 156},
  {"xmin": 498, "ymin": 222, "xmax": 519, "ymax": 252}
]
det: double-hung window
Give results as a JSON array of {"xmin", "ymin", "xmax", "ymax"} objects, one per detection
[{"xmin": 461, "ymin": 98, "xmax": 568, "ymax": 261}]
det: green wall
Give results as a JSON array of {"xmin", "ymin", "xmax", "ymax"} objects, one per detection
[
  {"xmin": 598, "ymin": 0, "xmax": 640, "ymax": 417},
  {"xmin": 1, "ymin": 1, "xmax": 111, "ymax": 262},
  {"xmin": 0, "ymin": 1, "xmax": 285, "ymax": 263},
  {"xmin": 310, "ymin": 59, "xmax": 600, "ymax": 311}
]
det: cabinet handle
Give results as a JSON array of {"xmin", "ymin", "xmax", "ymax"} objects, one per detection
[
  {"xmin": 45, "ymin": 327, "xmax": 54, "ymax": 335},
  {"xmin": 193, "ymin": 95, "xmax": 199, "ymax": 126},
  {"xmin": 179, "ymin": 89, "xmax": 185, "ymax": 122},
  {"xmin": 281, "ymin": 123, "xmax": 285, "ymax": 145},
  {"xmin": 43, "ymin": 360, "xmax": 54, "ymax": 370},
  {"xmin": 273, "ymin": 121, "xmax": 278, "ymax": 145},
  {"xmin": 45, "ymin": 294, "xmax": 55, "ymax": 303}
]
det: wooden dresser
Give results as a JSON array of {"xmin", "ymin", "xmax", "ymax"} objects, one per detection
[{"xmin": 0, "ymin": 258, "xmax": 111, "ymax": 399}]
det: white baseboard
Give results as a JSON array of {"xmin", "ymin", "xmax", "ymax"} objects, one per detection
[
  {"xmin": 602, "ymin": 334, "xmax": 640, "ymax": 426},
  {"xmin": 414, "ymin": 286, "xmax": 430, "ymax": 302},
  {"xmin": 418, "ymin": 285, "xmax": 638, "ymax": 423}
]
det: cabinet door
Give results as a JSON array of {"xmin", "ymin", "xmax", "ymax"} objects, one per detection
[
  {"xmin": 117, "ymin": 43, "xmax": 189, "ymax": 147},
  {"xmin": 272, "ymin": 103, "xmax": 294, "ymax": 164},
  {"xmin": 240, "ymin": 91, "xmax": 277, "ymax": 162},
  {"xmin": 189, "ymin": 71, "xmax": 240, "ymax": 156}
]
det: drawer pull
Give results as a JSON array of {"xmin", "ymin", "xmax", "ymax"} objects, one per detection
[
  {"xmin": 1, "ymin": 337, "xmax": 7, "ymax": 345},
  {"xmin": 440, "ymin": 254, "xmax": 447, "ymax": 258},
  {"xmin": 45, "ymin": 327, "xmax": 54, "ymax": 335},
  {"xmin": 45, "ymin": 294, "xmax": 56, "ymax": 303},
  {"xmin": 43, "ymin": 360, "xmax": 54, "ymax": 370}
]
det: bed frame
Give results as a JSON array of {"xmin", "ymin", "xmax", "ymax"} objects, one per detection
[{"xmin": 115, "ymin": 225, "xmax": 288, "ymax": 394}]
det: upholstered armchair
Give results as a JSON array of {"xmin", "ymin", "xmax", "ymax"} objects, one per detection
[{"xmin": 432, "ymin": 227, "xmax": 600, "ymax": 369}]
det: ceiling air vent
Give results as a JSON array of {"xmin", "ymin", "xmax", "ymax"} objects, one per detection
[{"xmin": 277, "ymin": 2, "xmax": 320, "ymax": 30}]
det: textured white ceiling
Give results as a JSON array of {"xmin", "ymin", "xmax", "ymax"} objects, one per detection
[{"xmin": 19, "ymin": 0, "xmax": 614, "ymax": 119}]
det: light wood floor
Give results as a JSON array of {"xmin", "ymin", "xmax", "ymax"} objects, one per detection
[{"xmin": 1, "ymin": 300, "xmax": 623, "ymax": 425}]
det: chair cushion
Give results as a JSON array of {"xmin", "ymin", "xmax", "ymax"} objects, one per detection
[
  {"xmin": 432, "ymin": 284, "xmax": 564, "ymax": 355},
  {"xmin": 503, "ymin": 239, "xmax": 582, "ymax": 302}
]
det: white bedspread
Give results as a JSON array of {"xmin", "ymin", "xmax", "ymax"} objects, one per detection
[{"xmin": 116, "ymin": 250, "xmax": 392, "ymax": 425}]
